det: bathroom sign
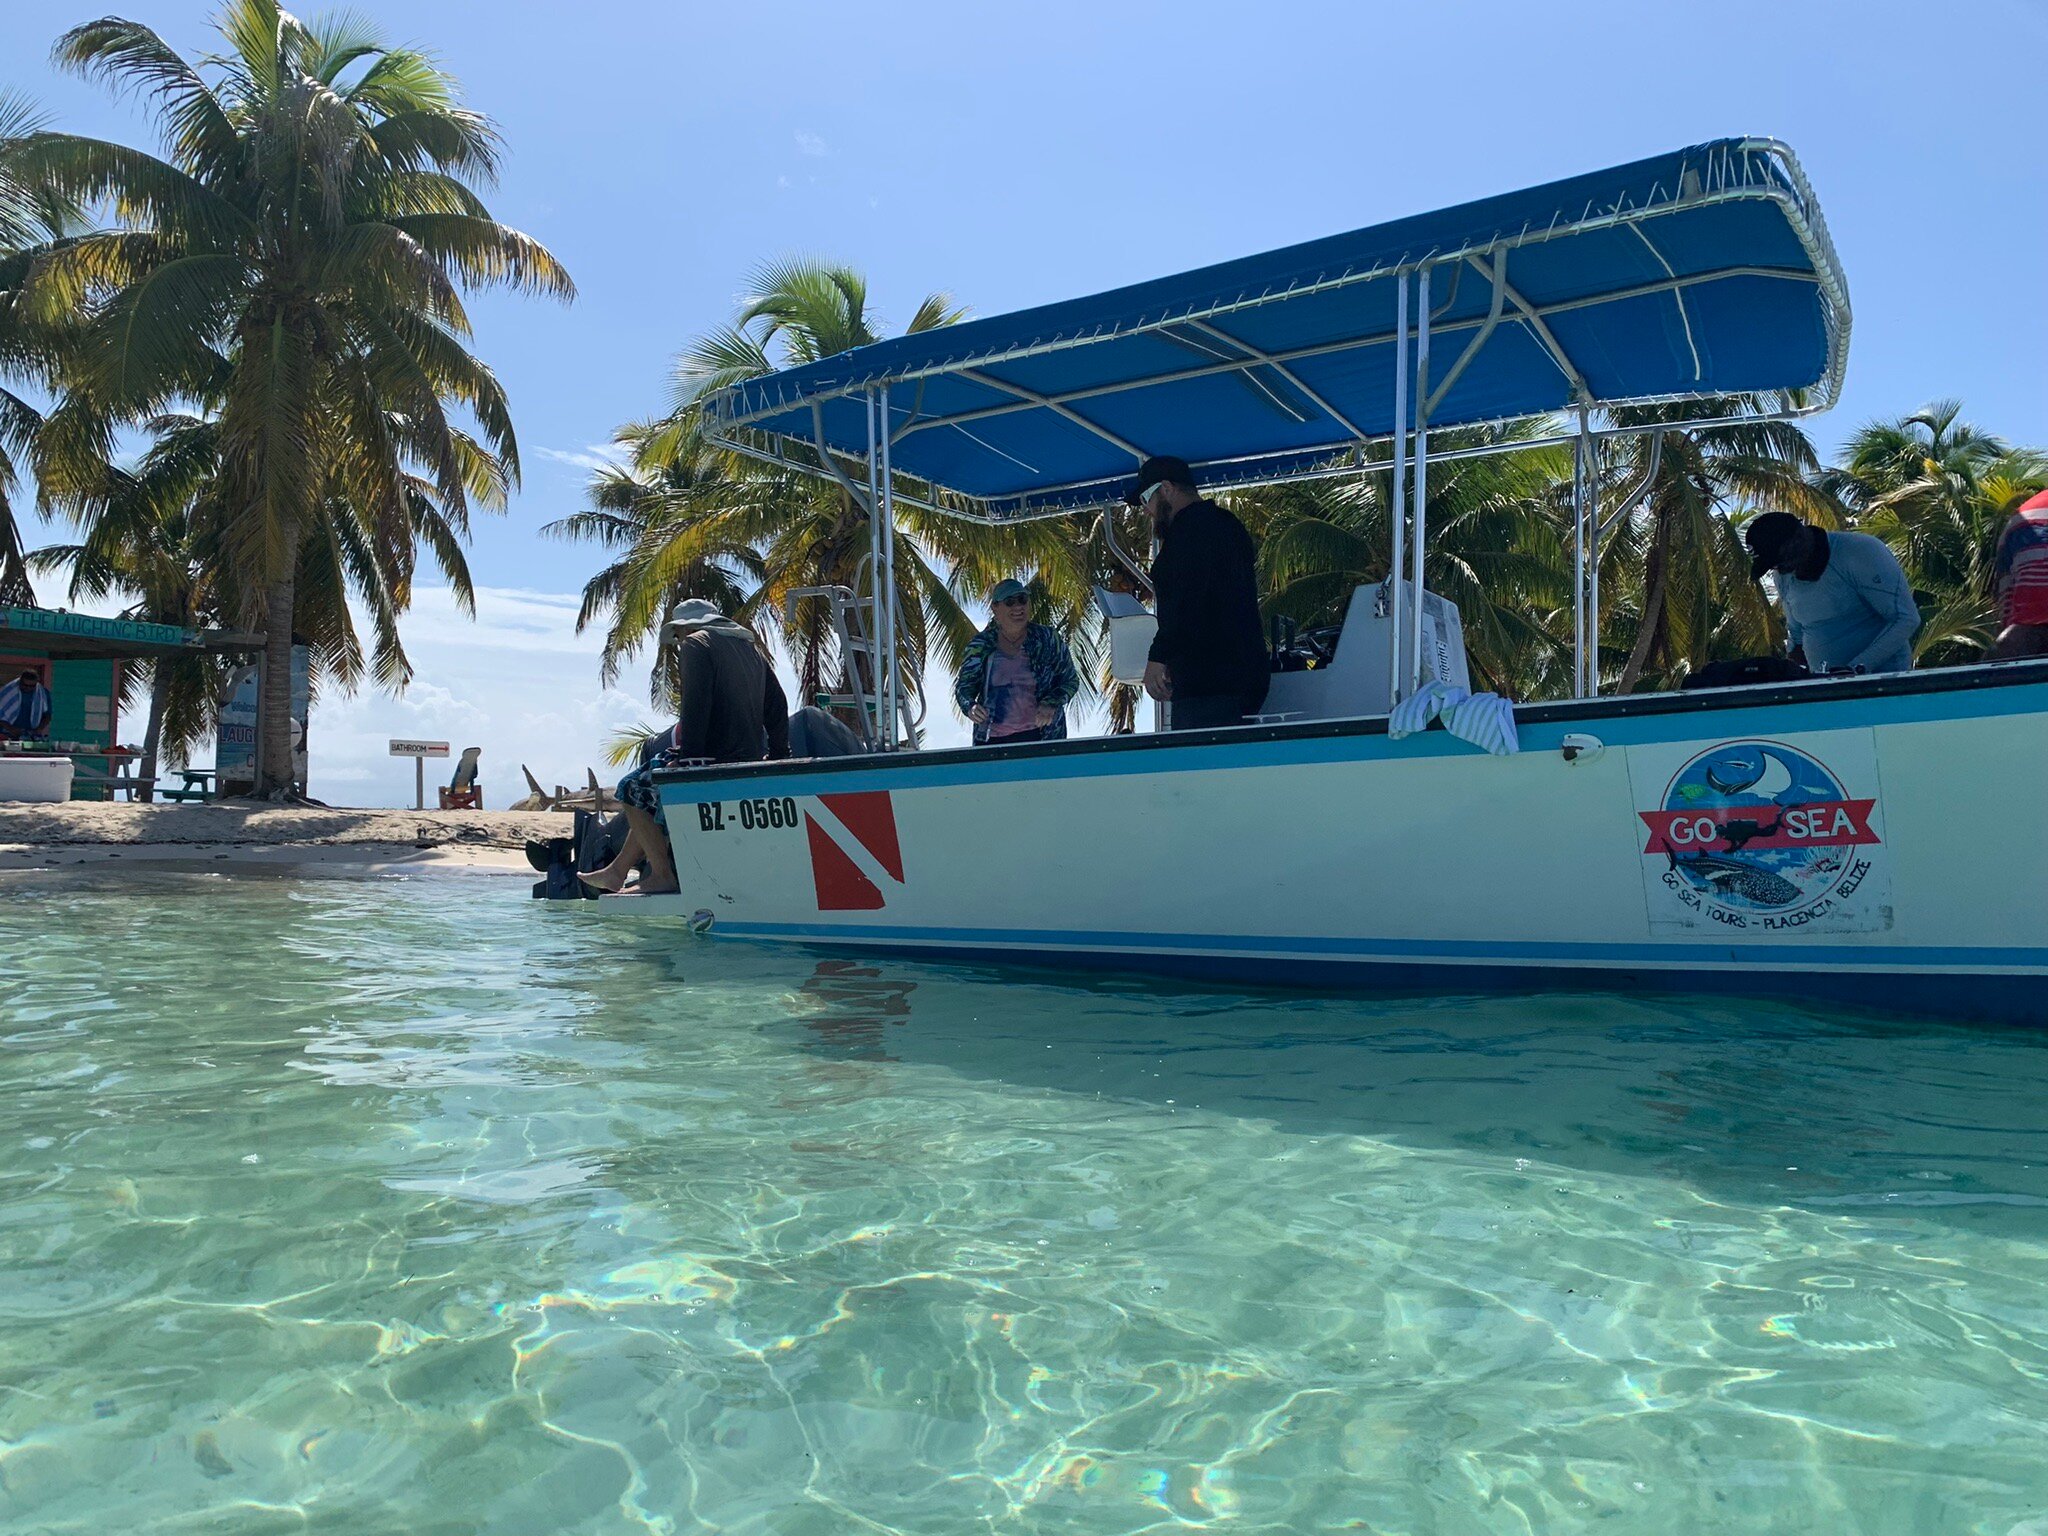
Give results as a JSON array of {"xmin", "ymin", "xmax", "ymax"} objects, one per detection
[{"xmin": 388, "ymin": 739, "xmax": 450, "ymax": 758}]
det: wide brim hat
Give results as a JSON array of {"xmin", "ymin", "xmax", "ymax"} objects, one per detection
[{"xmin": 663, "ymin": 598, "xmax": 726, "ymax": 636}]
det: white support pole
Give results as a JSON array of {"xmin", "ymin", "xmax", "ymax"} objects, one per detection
[
  {"xmin": 1585, "ymin": 418, "xmax": 1602, "ymax": 698},
  {"xmin": 876, "ymin": 382, "xmax": 899, "ymax": 748},
  {"xmin": 1572, "ymin": 407, "xmax": 1592, "ymax": 698},
  {"xmin": 864, "ymin": 389, "xmax": 888, "ymax": 748},
  {"xmin": 1408, "ymin": 265, "xmax": 1432, "ymax": 694},
  {"xmin": 1387, "ymin": 270, "xmax": 1409, "ymax": 710}
]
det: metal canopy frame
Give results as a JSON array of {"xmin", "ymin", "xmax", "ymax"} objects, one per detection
[{"xmin": 699, "ymin": 138, "xmax": 1850, "ymax": 738}]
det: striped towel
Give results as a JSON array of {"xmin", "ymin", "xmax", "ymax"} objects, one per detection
[
  {"xmin": 1445, "ymin": 691, "xmax": 1519, "ymax": 756},
  {"xmin": 1388, "ymin": 679, "xmax": 1457, "ymax": 738},
  {"xmin": 1387, "ymin": 680, "xmax": 1519, "ymax": 755}
]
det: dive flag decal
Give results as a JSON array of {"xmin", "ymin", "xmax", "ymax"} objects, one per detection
[
  {"xmin": 819, "ymin": 793, "xmax": 903, "ymax": 881},
  {"xmin": 805, "ymin": 791, "xmax": 904, "ymax": 910},
  {"xmin": 804, "ymin": 814, "xmax": 884, "ymax": 909}
]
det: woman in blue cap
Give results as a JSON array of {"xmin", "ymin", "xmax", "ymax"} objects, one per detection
[{"xmin": 954, "ymin": 579, "xmax": 1082, "ymax": 746}]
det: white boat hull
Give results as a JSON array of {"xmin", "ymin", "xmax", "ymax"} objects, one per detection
[{"xmin": 650, "ymin": 666, "xmax": 2048, "ymax": 1024}]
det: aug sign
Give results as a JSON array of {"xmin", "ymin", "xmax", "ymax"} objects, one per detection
[{"xmin": 1628, "ymin": 734, "xmax": 1891, "ymax": 935}]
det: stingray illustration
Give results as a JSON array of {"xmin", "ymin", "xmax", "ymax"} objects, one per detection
[{"xmin": 1702, "ymin": 747, "xmax": 1797, "ymax": 799}]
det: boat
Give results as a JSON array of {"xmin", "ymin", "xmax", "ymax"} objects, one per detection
[{"xmin": 613, "ymin": 138, "xmax": 2046, "ymax": 1026}]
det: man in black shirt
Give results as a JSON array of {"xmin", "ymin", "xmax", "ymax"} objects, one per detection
[
  {"xmin": 1128, "ymin": 455, "xmax": 1268, "ymax": 729},
  {"xmin": 586, "ymin": 600, "xmax": 790, "ymax": 895}
]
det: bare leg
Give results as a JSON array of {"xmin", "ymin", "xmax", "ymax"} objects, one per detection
[
  {"xmin": 582, "ymin": 822, "xmax": 646, "ymax": 892},
  {"xmin": 592, "ymin": 806, "xmax": 680, "ymax": 896}
]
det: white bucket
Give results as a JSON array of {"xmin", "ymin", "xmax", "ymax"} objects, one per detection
[{"xmin": 0, "ymin": 756, "xmax": 74, "ymax": 803}]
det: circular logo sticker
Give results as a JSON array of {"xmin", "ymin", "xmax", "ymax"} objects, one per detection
[{"xmin": 1638, "ymin": 739, "xmax": 1881, "ymax": 927}]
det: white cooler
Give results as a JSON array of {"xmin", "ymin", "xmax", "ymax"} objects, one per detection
[{"xmin": 0, "ymin": 755, "xmax": 74, "ymax": 803}]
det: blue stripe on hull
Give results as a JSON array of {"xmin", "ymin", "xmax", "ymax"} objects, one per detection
[
  {"xmin": 715, "ymin": 920, "xmax": 2045, "ymax": 973},
  {"xmin": 707, "ymin": 930, "xmax": 2046, "ymax": 1027}
]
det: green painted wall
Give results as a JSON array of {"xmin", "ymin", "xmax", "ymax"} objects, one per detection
[{"xmin": 57, "ymin": 658, "xmax": 120, "ymax": 800}]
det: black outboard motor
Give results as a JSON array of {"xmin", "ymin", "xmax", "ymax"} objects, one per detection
[{"xmin": 528, "ymin": 807, "xmax": 636, "ymax": 900}]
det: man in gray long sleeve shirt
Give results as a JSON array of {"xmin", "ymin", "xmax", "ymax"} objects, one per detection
[{"xmin": 1743, "ymin": 512, "xmax": 1920, "ymax": 674}]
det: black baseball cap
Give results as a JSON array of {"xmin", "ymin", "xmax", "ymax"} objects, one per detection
[
  {"xmin": 1125, "ymin": 455, "xmax": 1194, "ymax": 505},
  {"xmin": 1743, "ymin": 511, "xmax": 1806, "ymax": 581}
]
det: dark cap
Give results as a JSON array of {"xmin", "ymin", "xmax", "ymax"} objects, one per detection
[
  {"xmin": 1743, "ymin": 511, "xmax": 1807, "ymax": 581},
  {"xmin": 1125, "ymin": 455, "xmax": 1195, "ymax": 505}
]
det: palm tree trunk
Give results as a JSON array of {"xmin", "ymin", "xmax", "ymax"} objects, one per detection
[
  {"xmin": 1617, "ymin": 513, "xmax": 1670, "ymax": 695},
  {"xmin": 256, "ymin": 534, "xmax": 298, "ymax": 798},
  {"xmin": 137, "ymin": 664, "xmax": 169, "ymax": 805}
]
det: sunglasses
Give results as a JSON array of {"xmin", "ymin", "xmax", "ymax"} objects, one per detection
[
  {"xmin": 1134, "ymin": 481, "xmax": 1164, "ymax": 508},
  {"xmin": 996, "ymin": 595, "xmax": 1030, "ymax": 607}
]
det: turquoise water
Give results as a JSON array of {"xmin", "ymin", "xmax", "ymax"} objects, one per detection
[{"xmin": 4, "ymin": 870, "xmax": 2048, "ymax": 1534}]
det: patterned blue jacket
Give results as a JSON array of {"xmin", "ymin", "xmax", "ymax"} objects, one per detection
[{"xmin": 953, "ymin": 622, "xmax": 1081, "ymax": 745}]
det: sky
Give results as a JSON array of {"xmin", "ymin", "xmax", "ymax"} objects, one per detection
[{"xmin": 7, "ymin": 0, "xmax": 2046, "ymax": 804}]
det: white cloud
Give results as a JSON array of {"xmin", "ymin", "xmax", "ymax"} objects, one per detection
[
  {"xmin": 793, "ymin": 130, "xmax": 828, "ymax": 158},
  {"xmin": 534, "ymin": 443, "xmax": 629, "ymax": 474},
  {"xmin": 288, "ymin": 584, "xmax": 648, "ymax": 808}
]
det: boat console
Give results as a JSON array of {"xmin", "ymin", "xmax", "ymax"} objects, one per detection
[{"xmin": 1095, "ymin": 580, "xmax": 1470, "ymax": 724}]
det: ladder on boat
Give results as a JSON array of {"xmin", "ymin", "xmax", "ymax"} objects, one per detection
[{"xmin": 784, "ymin": 584, "xmax": 922, "ymax": 749}]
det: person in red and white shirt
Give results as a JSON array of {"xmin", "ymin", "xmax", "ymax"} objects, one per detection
[{"xmin": 1993, "ymin": 487, "xmax": 2048, "ymax": 659}]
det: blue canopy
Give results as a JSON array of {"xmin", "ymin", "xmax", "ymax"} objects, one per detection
[{"xmin": 702, "ymin": 137, "xmax": 1848, "ymax": 520}]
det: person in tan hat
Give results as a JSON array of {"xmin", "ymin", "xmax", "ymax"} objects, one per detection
[
  {"xmin": 953, "ymin": 578, "xmax": 1081, "ymax": 746},
  {"xmin": 585, "ymin": 599, "xmax": 790, "ymax": 895}
]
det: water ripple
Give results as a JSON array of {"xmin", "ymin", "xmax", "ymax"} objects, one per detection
[{"xmin": 3, "ymin": 868, "xmax": 2048, "ymax": 1532}]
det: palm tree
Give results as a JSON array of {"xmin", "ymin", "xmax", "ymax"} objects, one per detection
[
  {"xmin": 559, "ymin": 259, "xmax": 1101, "ymax": 734},
  {"xmin": 30, "ymin": 415, "xmax": 231, "ymax": 795},
  {"xmin": 1598, "ymin": 398, "xmax": 1839, "ymax": 693},
  {"xmin": 544, "ymin": 420, "xmax": 765, "ymax": 710},
  {"xmin": 1821, "ymin": 402, "xmax": 2048, "ymax": 665},
  {"xmin": 16, "ymin": 2, "xmax": 571, "ymax": 793},
  {"xmin": 0, "ymin": 89, "xmax": 83, "ymax": 607}
]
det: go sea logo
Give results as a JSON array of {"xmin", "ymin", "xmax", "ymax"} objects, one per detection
[{"xmin": 1637, "ymin": 739, "xmax": 1881, "ymax": 930}]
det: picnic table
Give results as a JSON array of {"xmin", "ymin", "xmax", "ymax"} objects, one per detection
[
  {"xmin": 77, "ymin": 760, "xmax": 216, "ymax": 802},
  {"xmin": 157, "ymin": 768, "xmax": 216, "ymax": 803}
]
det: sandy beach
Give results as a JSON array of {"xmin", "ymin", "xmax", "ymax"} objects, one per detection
[{"xmin": 0, "ymin": 800, "xmax": 574, "ymax": 873}]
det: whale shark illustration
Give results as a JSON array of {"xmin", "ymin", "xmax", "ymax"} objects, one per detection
[{"xmin": 1662, "ymin": 841, "xmax": 1804, "ymax": 908}]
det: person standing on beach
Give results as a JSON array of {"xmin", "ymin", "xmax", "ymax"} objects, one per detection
[
  {"xmin": 1128, "ymin": 455, "xmax": 1269, "ymax": 729},
  {"xmin": 585, "ymin": 600, "xmax": 789, "ymax": 895}
]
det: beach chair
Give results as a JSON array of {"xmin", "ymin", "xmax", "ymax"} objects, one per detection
[{"xmin": 438, "ymin": 746, "xmax": 483, "ymax": 809}]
